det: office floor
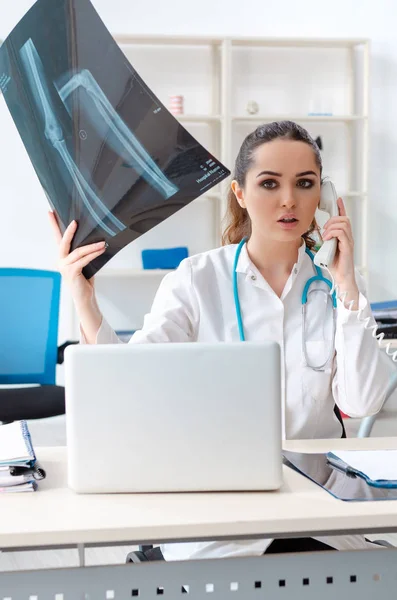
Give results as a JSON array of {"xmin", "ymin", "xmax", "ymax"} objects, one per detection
[{"xmin": 2, "ymin": 413, "xmax": 397, "ymax": 571}]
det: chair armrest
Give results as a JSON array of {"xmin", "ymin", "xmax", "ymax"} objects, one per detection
[{"xmin": 57, "ymin": 340, "xmax": 79, "ymax": 364}]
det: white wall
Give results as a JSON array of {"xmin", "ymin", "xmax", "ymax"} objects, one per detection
[{"xmin": 1, "ymin": 0, "xmax": 397, "ymax": 342}]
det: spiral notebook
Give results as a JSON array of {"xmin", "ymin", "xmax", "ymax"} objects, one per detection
[
  {"xmin": 0, "ymin": 421, "xmax": 45, "ymax": 492},
  {"xmin": 0, "ymin": 420, "xmax": 35, "ymax": 466}
]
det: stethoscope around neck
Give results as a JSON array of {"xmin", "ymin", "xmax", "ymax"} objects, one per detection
[{"xmin": 233, "ymin": 237, "xmax": 337, "ymax": 371}]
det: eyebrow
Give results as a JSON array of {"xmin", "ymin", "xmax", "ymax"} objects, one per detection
[{"xmin": 256, "ymin": 170, "xmax": 318, "ymax": 178}]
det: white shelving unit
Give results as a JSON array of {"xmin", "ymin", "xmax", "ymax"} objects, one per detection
[
  {"xmin": 222, "ymin": 37, "xmax": 370, "ymax": 277},
  {"xmin": 71, "ymin": 35, "xmax": 370, "ymax": 337},
  {"xmin": 99, "ymin": 34, "xmax": 370, "ymax": 275},
  {"xmin": 97, "ymin": 268, "xmax": 173, "ymax": 279}
]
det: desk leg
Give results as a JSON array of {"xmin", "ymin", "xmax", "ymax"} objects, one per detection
[{"xmin": 77, "ymin": 543, "xmax": 85, "ymax": 567}]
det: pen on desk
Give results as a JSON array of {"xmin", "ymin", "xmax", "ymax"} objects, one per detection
[
  {"xmin": 9, "ymin": 466, "xmax": 29, "ymax": 475},
  {"xmin": 10, "ymin": 464, "xmax": 46, "ymax": 480},
  {"xmin": 326, "ymin": 458, "xmax": 357, "ymax": 478}
]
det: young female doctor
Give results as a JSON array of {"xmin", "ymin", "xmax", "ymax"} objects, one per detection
[{"xmin": 50, "ymin": 120, "xmax": 390, "ymax": 559}]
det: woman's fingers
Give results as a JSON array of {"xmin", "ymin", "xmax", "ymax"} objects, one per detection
[
  {"xmin": 63, "ymin": 240, "xmax": 106, "ymax": 266},
  {"xmin": 70, "ymin": 248, "xmax": 107, "ymax": 272},
  {"xmin": 323, "ymin": 215, "xmax": 350, "ymax": 229},
  {"xmin": 323, "ymin": 227, "xmax": 353, "ymax": 248},
  {"xmin": 49, "ymin": 213, "xmax": 107, "ymax": 278},
  {"xmin": 323, "ymin": 216, "xmax": 353, "ymax": 243},
  {"xmin": 337, "ymin": 197, "xmax": 347, "ymax": 217},
  {"xmin": 323, "ymin": 197, "xmax": 349, "ymax": 229},
  {"xmin": 323, "ymin": 219, "xmax": 353, "ymax": 240},
  {"xmin": 59, "ymin": 220, "xmax": 78, "ymax": 259}
]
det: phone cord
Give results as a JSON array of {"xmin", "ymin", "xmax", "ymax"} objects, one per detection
[{"xmin": 323, "ymin": 266, "xmax": 397, "ymax": 364}]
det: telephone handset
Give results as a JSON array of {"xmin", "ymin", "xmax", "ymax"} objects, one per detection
[
  {"xmin": 313, "ymin": 178, "xmax": 339, "ymax": 269},
  {"xmin": 312, "ymin": 179, "xmax": 397, "ymax": 370}
]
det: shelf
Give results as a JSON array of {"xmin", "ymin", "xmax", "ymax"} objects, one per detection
[
  {"xmin": 96, "ymin": 268, "xmax": 173, "ymax": 279},
  {"xmin": 232, "ymin": 115, "xmax": 367, "ymax": 123},
  {"xmin": 115, "ymin": 35, "xmax": 368, "ymax": 49},
  {"xmin": 115, "ymin": 34, "xmax": 223, "ymax": 46},
  {"xmin": 230, "ymin": 37, "xmax": 369, "ymax": 48},
  {"xmin": 343, "ymin": 191, "xmax": 368, "ymax": 197},
  {"xmin": 177, "ymin": 114, "xmax": 221, "ymax": 123},
  {"xmin": 197, "ymin": 192, "xmax": 221, "ymax": 201}
]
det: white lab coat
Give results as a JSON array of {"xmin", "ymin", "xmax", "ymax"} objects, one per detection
[{"xmin": 84, "ymin": 241, "xmax": 391, "ymax": 559}]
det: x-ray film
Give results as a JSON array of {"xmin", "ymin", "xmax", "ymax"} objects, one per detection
[{"xmin": 0, "ymin": 0, "xmax": 230, "ymax": 277}]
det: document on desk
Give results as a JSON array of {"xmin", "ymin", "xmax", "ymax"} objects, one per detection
[
  {"xmin": 0, "ymin": 421, "xmax": 46, "ymax": 492},
  {"xmin": 0, "ymin": 421, "xmax": 34, "ymax": 465},
  {"xmin": 283, "ymin": 450, "xmax": 397, "ymax": 501},
  {"xmin": 328, "ymin": 450, "xmax": 397, "ymax": 486}
]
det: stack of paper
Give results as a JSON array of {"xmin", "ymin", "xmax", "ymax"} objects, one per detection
[{"xmin": 0, "ymin": 421, "xmax": 45, "ymax": 492}]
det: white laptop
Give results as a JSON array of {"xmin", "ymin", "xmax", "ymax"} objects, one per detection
[{"xmin": 64, "ymin": 342, "xmax": 282, "ymax": 493}]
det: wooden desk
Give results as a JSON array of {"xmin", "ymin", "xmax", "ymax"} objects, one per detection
[
  {"xmin": 2, "ymin": 437, "xmax": 397, "ymax": 550},
  {"xmin": 2, "ymin": 438, "xmax": 397, "ymax": 599}
]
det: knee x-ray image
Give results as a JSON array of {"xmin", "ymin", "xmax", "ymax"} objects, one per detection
[{"xmin": 0, "ymin": 0, "xmax": 230, "ymax": 277}]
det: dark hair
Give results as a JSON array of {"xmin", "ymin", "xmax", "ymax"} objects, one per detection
[{"xmin": 222, "ymin": 120, "xmax": 322, "ymax": 250}]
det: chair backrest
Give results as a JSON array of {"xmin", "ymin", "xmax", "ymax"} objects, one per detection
[{"xmin": 0, "ymin": 268, "xmax": 61, "ymax": 385}]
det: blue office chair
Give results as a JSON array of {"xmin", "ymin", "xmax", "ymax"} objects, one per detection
[{"xmin": 0, "ymin": 268, "xmax": 68, "ymax": 422}]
